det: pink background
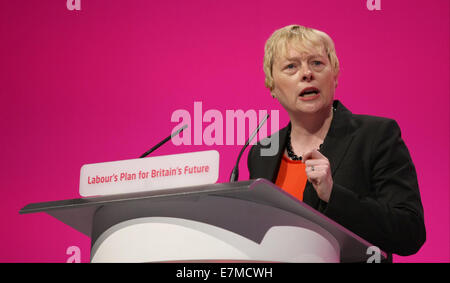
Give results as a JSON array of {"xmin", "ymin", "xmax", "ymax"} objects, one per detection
[{"xmin": 1, "ymin": 0, "xmax": 448, "ymax": 262}]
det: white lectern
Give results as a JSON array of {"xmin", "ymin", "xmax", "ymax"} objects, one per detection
[{"xmin": 20, "ymin": 179, "xmax": 386, "ymax": 262}]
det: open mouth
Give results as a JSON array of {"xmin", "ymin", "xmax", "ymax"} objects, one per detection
[{"xmin": 299, "ymin": 87, "xmax": 320, "ymax": 97}]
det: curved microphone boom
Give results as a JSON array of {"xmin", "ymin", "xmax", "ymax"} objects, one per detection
[
  {"xmin": 139, "ymin": 124, "xmax": 188, "ymax": 158},
  {"xmin": 229, "ymin": 114, "xmax": 269, "ymax": 182}
]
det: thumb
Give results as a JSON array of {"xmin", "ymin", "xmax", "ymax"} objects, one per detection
[{"xmin": 302, "ymin": 149, "xmax": 322, "ymax": 161}]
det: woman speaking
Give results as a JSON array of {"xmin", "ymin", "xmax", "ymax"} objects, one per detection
[{"xmin": 247, "ymin": 25, "xmax": 426, "ymax": 260}]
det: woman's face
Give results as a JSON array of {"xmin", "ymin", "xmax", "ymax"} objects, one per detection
[{"xmin": 271, "ymin": 42, "xmax": 338, "ymax": 116}]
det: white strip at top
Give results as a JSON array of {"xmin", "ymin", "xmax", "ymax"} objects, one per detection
[{"xmin": 79, "ymin": 150, "xmax": 219, "ymax": 197}]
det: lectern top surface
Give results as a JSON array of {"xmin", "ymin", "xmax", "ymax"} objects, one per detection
[{"xmin": 19, "ymin": 179, "xmax": 387, "ymax": 262}]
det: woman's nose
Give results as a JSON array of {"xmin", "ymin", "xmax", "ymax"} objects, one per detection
[{"xmin": 301, "ymin": 66, "xmax": 313, "ymax": 81}]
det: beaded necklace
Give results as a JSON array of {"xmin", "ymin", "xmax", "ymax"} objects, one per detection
[{"xmin": 285, "ymin": 107, "xmax": 334, "ymax": 161}]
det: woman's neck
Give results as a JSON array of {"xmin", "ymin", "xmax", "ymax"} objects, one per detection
[{"xmin": 289, "ymin": 106, "xmax": 334, "ymax": 148}]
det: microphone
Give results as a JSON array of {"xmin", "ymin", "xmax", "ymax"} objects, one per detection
[
  {"xmin": 229, "ymin": 114, "xmax": 269, "ymax": 182},
  {"xmin": 139, "ymin": 124, "xmax": 188, "ymax": 158}
]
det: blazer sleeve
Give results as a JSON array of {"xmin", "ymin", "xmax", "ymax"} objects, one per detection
[{"xmin": 323, "ymin": 119, "xmax": 426, "ymax": 256}]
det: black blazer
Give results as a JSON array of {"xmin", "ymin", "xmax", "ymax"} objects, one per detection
[{"xmin": 247, "ymin": 100, "xmax": 426, "ymax": 257}]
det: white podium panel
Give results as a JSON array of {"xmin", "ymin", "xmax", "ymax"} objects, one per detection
[{"xmin": 91, "ymin": 196, "xmax": 340, "ymax": 263}]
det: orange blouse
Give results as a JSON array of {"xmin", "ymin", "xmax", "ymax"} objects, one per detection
[{"xmin": 275, "ymin": 154, "xmax": 308, "ymax": 201}]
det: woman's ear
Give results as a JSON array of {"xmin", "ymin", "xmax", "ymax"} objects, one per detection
[
  {"xmin": 334, "ymin": 72, "xmax": 339, "ymax": 89},
  {"xmin": 270, "ymin": 86, "xmax": 278, "ymax": 99}
]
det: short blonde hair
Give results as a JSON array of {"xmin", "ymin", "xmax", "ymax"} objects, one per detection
[{"xmin": 264, "ymin": 25, "xmax": 340, "ymax": 91}]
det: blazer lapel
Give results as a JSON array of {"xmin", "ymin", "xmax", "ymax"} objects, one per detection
[
  {"xmin": 303, "ymin": 100, "xmax": 356, "ymax": 211},
  {"xmin": 264, "ymin": 126, "xmax": 289, "ymax": 183},
  {"xmin": 321, "ymin": 101, "xmax": 356, "ymax": 177}
]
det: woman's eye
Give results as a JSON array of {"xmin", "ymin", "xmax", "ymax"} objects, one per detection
[
  {"xmin": 286, "ymin": 64, "xmax": 295, "ymax": 69},
  {"xmin": 312, "ymin": 61, "xmax": 323, "ymax": 66}
]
